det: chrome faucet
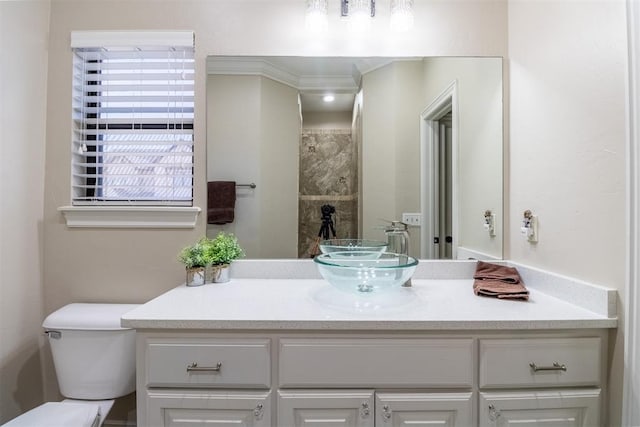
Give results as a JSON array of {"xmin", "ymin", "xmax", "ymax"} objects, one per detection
[{"xmin": 384, "ymin": 221, "xmax": 411, "ymax": 287}]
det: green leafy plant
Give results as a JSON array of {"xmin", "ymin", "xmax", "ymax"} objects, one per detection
[
  {"xmin": 177, "ymin": 234, "xmax": 244, "ymax": 269},
  {"xmin": 207, "ymin": 232, "xmax": 244, "ymax": 266},
  {"xmin": 177, "ymin": 237, "xmax": 211, "ymax": 269}
]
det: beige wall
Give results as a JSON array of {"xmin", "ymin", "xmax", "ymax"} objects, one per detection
[
  {"xmin": 0, "ymin": 0, "xmax": 50, "ymax": 423},
  {"xmin": 303, "ymin": 111, "xmax": 352, "ymax": 130},
  {"xmin": 258, "ymin": 77, "xmax": 301, "ymax": 258},
  {"xmin": 422, "ymin": 57, "xmax": 503, "ymax": 259},
  {"xmin": 361, "ymin": 63, "xmax": 399, "ymax": 243},
  {"xmin": 392, "ymin": 61, "xmax": 427, "ymax": 257},
  {"xmin": 507, "ymin": 1, "xmax": 627, "ymax": 425},
  {"xmin": 206, "ymin": 75, "xmax": 299, "ymax": 258}
]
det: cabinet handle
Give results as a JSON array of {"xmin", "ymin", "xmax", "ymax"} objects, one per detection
[
  {"xmin": 186, "ymin": 362, "xmax": 222, "ymax": 372},
  {"xmin": 254, "ymin": 403, "xmax": 264, "ymax": 420},
  {"xmin": 382, "ymin": 404, "xmax": 392, "ymax": 422},
  {"xmin": 529, "ymin": 361, "xmax": 567, "ymax": 372},
  {"xmin": 488, "ymin": 404, "xmax": 501, "ymax": 422},
  {"xmin": 360, "ymin": 402, "xmax": 370, "ymax": 418}
]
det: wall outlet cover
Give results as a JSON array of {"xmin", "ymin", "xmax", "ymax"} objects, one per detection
[{"xmin": 402, "ymin": 213, "xmax": 422, "ymax": 226}]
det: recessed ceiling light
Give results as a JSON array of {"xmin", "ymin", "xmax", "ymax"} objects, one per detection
[{"xmin": 323, "ymin": 94, "xmax": 335, "ymax": 103}]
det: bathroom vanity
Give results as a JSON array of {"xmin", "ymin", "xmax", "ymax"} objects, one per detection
[{"xmin": 122, "ymin": 260, "xmax": 617, "ymax": 427}]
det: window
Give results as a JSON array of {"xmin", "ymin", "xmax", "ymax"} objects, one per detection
[{"xmin": 71, "ymin": 31, "xmax": 195, "ymax": 206}]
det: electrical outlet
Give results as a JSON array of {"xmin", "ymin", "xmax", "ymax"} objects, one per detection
[{"xmin": 402, "ymin": 213, "xmax": 422, "ymax": 226}]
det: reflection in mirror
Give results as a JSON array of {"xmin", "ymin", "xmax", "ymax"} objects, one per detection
[{"xmin": 206, "ymin": 56, "xmax": 503, "ymax": 260}]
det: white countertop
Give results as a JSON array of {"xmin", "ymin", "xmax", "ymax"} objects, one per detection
[{"xmin": 121, "ymin": 277, "xmax": 617, "ymax": 331}]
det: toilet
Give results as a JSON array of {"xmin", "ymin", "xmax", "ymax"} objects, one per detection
[{"xmin": 3, "ymin": 303, "xmax": 140, "ymax": 427}]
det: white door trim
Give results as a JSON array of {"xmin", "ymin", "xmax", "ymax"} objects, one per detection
[
  {"xmin": 420, "ymin": 80, "xmax": 459, "ymax": 259},
  {"xmin": 624, "ymin": 1, "xmax": 640, "ymax": 425}
]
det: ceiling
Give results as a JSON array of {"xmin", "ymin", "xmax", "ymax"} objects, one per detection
[{"xmin": 207, "ymin": 56, "xmax": 414, "ymax": 113}]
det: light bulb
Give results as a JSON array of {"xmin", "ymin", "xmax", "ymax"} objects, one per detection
[
  {"xmin": 348, "ymin": 0, "xmax": 372, "ymax": 33},
  {"xmin": 390, "ymin": 0, "xmax": 414, "ymax": 33},
  {"xmin": 305, "ymin": 0, "xmax": 328, "ymax": 34}
]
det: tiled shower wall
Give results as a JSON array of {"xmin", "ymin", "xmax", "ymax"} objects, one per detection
[{"xmin": 298, "ymin": 129, "xmax": 358, "ymax": 257}]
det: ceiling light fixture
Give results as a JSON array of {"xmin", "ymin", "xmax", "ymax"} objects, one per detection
[
  {"xmin": 305, "ymin": 0, "xmax": 413, "ymax": 34},
  {"xmin": 323, "ymin": 94, "xmax": 335, "ymax": 102}
]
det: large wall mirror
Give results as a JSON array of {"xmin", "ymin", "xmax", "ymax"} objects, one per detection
[{"xmin": 206, "ymin": 56, "xmax": 503, "ymax": 260}]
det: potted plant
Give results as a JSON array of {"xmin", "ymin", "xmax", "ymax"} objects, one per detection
[
  {"xmin": 205, "ymin": 232, "xmax": 244, "ymax": 283},
  {"xmin": 178, "ymin": 238, "xmax": 211, "ymax": 286},
  {"xmin": 178, "ymin": 234, "xmax": 244, "ymax": 286}
]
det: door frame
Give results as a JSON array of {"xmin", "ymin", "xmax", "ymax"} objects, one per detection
[
  {"xmin": 420, "ymin": 80, "xmax": 459, "ymax": 259},
  {"xmin": 624, "ymin": 1, "xmax": 640, "ymax": 425}
]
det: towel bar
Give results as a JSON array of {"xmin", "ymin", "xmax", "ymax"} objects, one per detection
[{"xmin": 237, "ymin": 183, "xmax": 256, "ymax": 189}]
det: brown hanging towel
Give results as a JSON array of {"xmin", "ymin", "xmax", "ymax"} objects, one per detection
[{"xmin": 207, "ymin": 181, "xmax": 236, "ymax": 224}]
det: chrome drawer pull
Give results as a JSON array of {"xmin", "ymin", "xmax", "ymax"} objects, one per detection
[
  {"xmin": 186, "ymin": 362, "xmax": 222, "ymax": 372},
  {"xmin": 529, "ymin": 361, "xmax": 567, "ymax": 372}
]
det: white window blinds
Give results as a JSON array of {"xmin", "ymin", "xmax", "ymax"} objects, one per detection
[{"xmin": 71, "ymin": 31, "xmax": 195, "ymax": 206}]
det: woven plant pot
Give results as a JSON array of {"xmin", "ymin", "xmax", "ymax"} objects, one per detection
[
  {"xmin": 185, "ymin": 267, "xmax": 206, "ymax": 287},
  {"xmin": 206, "ymin": 264, "xmax": 230, "ymax": 283}
]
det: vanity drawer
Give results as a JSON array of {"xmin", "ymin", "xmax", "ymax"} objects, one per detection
[
  {"xmin": 279, "ymin": 338, "xmax": 474, "ymax": 388},
  {"xmin": 479, "ymin": 337, "xmax": 601, "ymax": 388},
  {"xmin": 145, "ymin": 338, "xmax": 270, "ymax": 388}
]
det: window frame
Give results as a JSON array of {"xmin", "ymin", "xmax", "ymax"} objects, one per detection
[{"xmin": 59, "ymin": 31, "xmax": 200, "ymax": 228}]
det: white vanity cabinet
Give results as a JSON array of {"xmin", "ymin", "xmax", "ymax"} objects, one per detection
[
  {"xmin": 135, "ymin": 331, "xmax": 607, "ymax": 427},
  {"xmin": 478, "ymin": 390, "xmax": 601, "ymax": 427},
  {"xmin": 137, "ymin": 336, "xmax": 273, "ymax": 426},
  {"xmin": 374, "ymin": 392, "xmax": 473, "ymax": 426},
  {"xmin": 278, "ymin": 390, "xmax": 375, "ymax": 427},
  {"xmin": 277, "ymin": 390, "xmax": 473, "ymax": 427},
  {"xmin": 277, "ymin": 338, "xmax": 474, "ymax": 427},
  {"xmin": 477, "ymin": 337, "xmax": 603, "ymax": 427},
  {"xmin": 145, "ymin": 389, "xmax": 272, "ymax": 426}
]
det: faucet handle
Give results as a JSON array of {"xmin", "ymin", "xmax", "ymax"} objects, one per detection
[{"xmin": 380, "ymin": 219, "xmax": 408, "ymax": 232}]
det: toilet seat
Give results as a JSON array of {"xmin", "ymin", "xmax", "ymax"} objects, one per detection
[{"xmin": 2, "ymin": 399, "xmax": 114, "ymax": 427}]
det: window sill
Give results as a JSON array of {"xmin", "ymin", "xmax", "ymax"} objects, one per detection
[{"xmin": 58, "ymin": 206, "xmax": 201, "ymax": 229}]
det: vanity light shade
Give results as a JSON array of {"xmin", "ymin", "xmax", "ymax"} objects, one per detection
[
  {"xmin": 390, "ymin": 0, "xmax": 414, "ymax": 32},
  {"xmin": 305, "ymin": 0, "xmax": 329, "ymax": 33},
  {"xmin": 347, "ymin": 0, "xmax": 373, "ymax": 33}
]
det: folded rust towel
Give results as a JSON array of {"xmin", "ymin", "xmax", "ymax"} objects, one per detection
[
  {"xmin": 207, "ymin": 181, "xmax": 236, "ymax": 224},
  {"xmin": 473, "ymin": 260, "xmax": 529, "ymax": 301}
]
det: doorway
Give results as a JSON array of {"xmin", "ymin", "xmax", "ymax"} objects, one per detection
[{"xmin": 420, "ymin": 81, "xmax": 458, "ymax": 259}]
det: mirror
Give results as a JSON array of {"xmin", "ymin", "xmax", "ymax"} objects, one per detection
[{"xmin": 206, "ymin": 56, "xmax": 503, "ymax": 260}]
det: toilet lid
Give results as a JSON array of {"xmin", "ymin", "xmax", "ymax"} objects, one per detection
[
  {"xmin": 2, "ymin": 402, "xmax": 100, "ymax": 427},
  {"xmin": 42, "ymin": 303, "xmax": 140, "ymax": 330}
]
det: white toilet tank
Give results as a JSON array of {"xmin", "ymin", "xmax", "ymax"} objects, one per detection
[{"xmin": 43, "ymin": 303, "xmax": 140, "ymax": 400}]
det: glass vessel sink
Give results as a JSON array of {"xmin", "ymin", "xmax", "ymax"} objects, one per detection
[
  {"xmin": 314, "ymin": 251, "xmax": 418, "ymax": 293},
  {"xmin": 319, "ymin": 239, "xmax": 387, "ymax": 259}
]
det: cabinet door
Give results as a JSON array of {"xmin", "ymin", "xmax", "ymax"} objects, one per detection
[
  {"xmin": 375, "ymin": 392, "xmax": 473, "ymax": 426},
  {"xmin": 146, "ymin": 389, "xmax": 271, "ymax": 427},
  {"xmin": 278, "ymin": 390, "xmax": 375, "ymax": 427},
  {"xmin": 479, "ymin": 389, "xmax": 601, "ymax": 427}
]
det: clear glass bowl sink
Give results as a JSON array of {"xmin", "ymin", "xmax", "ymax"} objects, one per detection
[
  {"xmin": 314, "ymin": 251, "xmax": 419, "ymax": 293},
  {"xmin": 319, "ymin": 239, "xmax": 388, "ymax": 259}
]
